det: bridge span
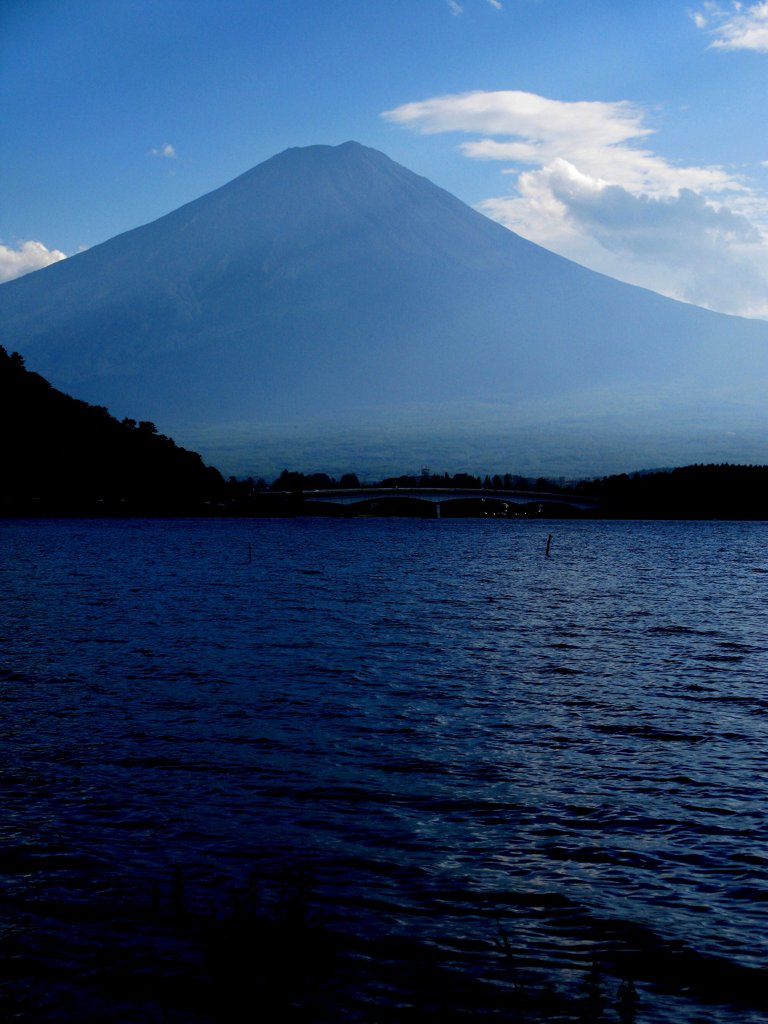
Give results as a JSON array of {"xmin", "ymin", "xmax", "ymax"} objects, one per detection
[{"xmin": 274, "ymin": 486, "xmax": 600, "ymax": 517}]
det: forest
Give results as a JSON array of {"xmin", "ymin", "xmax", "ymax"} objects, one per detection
[{"xmin": 0, "ymin": 346, "xmax": 224, "ymax": 515}]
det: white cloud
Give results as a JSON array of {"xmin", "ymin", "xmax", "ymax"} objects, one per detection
[
  {"xmin": 382, "ymin": 89, "xmax": 768, "ymax": 317},
  {"xmin": 692, "ymin": 2, "xmax": 768, "ymax": 52},
  {"xmin": 384, "ymin": 90, "xmax": 737, "ymax": 195},
  {"xmin": 150, "ymin": 143, "xmax": 176, "ymax": 158},
  {"xmin": 483, "ymin": 162, "xmax": 768, "ymax": 316},
  {"xmin": 0, "ymin": 240, "xmax": 67, "ymax": 283},
  {"xmin": 445, "ymin": 0, "xmax": 502, "ymax": 13}
]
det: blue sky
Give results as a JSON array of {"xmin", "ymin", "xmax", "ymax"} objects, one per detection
[{"xmin": 2, "ymin": 0, "xmax": 767, "ymax": 316}]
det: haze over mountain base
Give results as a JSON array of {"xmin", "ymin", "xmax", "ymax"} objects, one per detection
[{"xmin": 176, "ymin": 386, "xmax": 767, "ymax": 480}]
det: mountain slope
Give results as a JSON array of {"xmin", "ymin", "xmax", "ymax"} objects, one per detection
[{"xmin": 2, "ymin": 141, "xmax": 767, "ymax": 476}]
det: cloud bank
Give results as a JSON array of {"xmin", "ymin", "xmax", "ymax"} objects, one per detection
[
  {"xmin": 692, "ymin": 2, "xmax": 768, "ymax": 52},
  {"xmin": 383, "ymin": 89, "xmax": 768, "ymax": 318},
  {"xmin": 0, "ymin": 240, "xmax": 67, "ymax": 283}
]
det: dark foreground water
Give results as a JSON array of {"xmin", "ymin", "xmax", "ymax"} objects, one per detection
[{"xmin": 1, "ymin": 517, "xmax": 766, "ymax": 1023}]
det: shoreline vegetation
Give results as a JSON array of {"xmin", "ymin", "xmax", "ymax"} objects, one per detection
[
  {"xmin": 3, "ymin": 346, "xmax": 767, "ymax": 520},
  {"xmin": 4, "ymin": 857, "xmax": 766, "ymax": 1023}
]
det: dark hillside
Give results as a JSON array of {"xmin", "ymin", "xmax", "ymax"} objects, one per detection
[
  {"xmin": 575, "ymin": 464, "xmax": 768, "ymax": 519},
  {"xmin": 0, "ymin": 347, "xmax": 224, "ymax": 514}
]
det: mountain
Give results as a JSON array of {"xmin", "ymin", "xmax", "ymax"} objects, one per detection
[
  {"xmin": 0, "ymin": 346, "xmax": 223, "ymax": 512},
  {"xmin": 2, "ymin": 141, "xmax": 767, "ymax": 478}
]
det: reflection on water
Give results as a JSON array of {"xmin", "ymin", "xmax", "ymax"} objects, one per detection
[{"xmin": 1, "ymin": 517, "xmax": 767, "ymax": 1022}]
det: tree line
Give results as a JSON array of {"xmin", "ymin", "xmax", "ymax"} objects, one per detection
[{"xmin": 262, "ymin": 468, "xmax": 565, "ymax": 494}]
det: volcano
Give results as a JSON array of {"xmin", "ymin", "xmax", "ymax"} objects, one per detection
[{"xmin": 2, "ymin": 141, "xmax": 767, "ymax": 477}]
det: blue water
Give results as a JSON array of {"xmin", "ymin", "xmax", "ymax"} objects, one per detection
[{"xmin": 1, "ymin": 517, "xmax": 767, "ymax": 1022}]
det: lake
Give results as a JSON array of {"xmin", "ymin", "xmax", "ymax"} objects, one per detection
[{"xmin": 1, "ymin": 517, "xmax": 766, "ymax": 1022}]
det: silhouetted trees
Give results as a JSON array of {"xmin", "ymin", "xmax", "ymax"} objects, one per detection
[
  {"xmin": 573, "ymin": 464, "xmax": 768, "ymax": 519},
  {"xmin": 1, "ymin": 345, "xmax": 225, "ymax": 513},
  {"xmin": 270, "ymin": 470, "xmax": 339, "ymax": 492}
]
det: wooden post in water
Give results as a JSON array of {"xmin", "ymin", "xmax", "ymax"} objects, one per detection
[
  {"xmin": 546, "ymin": 534, "xmax": 553, "ymax": 557},
  {"xmin": 248, "ymin": 543, "xmax": 252, "ymax": 563}
]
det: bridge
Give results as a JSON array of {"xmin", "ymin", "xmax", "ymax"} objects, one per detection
[{"xmin": 267, "ymin": 486, "xmax": 600, "ymax": 517}]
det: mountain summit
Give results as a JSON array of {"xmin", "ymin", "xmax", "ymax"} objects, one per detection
[{"xmin": 2, "ymin": 141, "xmax": 767, "ymax": 476}]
